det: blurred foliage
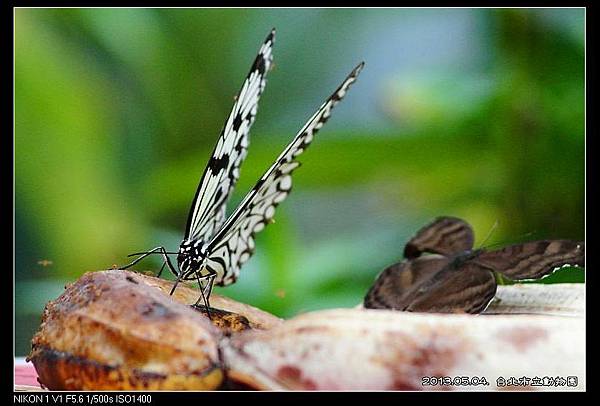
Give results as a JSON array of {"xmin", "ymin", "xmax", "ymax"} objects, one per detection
[{"xmin": 15, "ymin": 8, "xmax": 584, "ymax": 355}]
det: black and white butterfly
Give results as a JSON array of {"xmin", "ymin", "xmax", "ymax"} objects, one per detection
[
  {"xmin": 364, "ymin": 216, "xmax": 584, "ymax": 314},
  {"xmin": 120, "ymin": 29, "xmax": 364, "ymax": 311}
]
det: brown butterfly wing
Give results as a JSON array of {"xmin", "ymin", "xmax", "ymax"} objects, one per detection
[
  {"xmin": 476, "ymin": 240, "xmax": 584, "ymax": 281},
  {"xmin": 404, "ymin": 216, "xmax": 475, "ymax": 259},
  {"xmin": 364, "ymin": 255, "xmax": 451, "ymax": 310},
  {"xmin": 405, "ymin": 262, "xmax": 497, "ymax": 314}
]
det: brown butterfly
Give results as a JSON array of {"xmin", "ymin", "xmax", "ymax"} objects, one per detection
[{"xmin": 364, "ymin": 216, "xmax": 584, "ymax": 314}]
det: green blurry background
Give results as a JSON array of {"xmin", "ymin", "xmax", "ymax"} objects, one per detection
[{"xmin": 15, "ymin": 8, "xmax": 584, "ymax": 355}]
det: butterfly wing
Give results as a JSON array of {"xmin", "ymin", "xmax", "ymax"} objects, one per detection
[
  {"xmin": 476, "ymin": 240, "xmax": 584, "ymax": 281},
  {"xmin": 404, "ymin": 262, "xmax": 497, "ymax": 314},
  {"xmin": 184, "ymin": 29, "xmax": 276, "ymax": 243},
  {"xmin": 364, "ymin": 255, "xmax": 451, "ymax": 310},
  {"xmin": 203, "ymin": 63, "xmax": 365, "ymax": 286},
  {"xmin": 364, "ymin": 256, "xmax": 497, "ymax": 314},
  {"xmin": 404, "ymin": 216, "xmax": 475, "ymax": 258}
]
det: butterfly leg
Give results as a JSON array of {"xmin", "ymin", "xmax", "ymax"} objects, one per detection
[
  {"xmin": 157, "ymin": 247, "xmax": 179, "ymax": 278},
  {"xmin": 192, "ymin": 273, "xmax": 212, "ymax": 320},
  {"xmin": 120, "ymin": 246, "xmax": 167, "ymax": 270},
  {"xmin": 202, "ymin": 274, "xmax": 216, "ymax": 305},
  {"xmin": 156, "ymin": 262, "xmax": 167, "ymax": 278},
  {"xmin": 120, "ymin": 246, "xmax": 178, "ymax": 279},
  {"xmin": 169, "ymin": 266, "xmax": 186, "ymax": 296}
]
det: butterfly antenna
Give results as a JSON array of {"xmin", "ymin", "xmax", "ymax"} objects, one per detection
[
  {"xmin": 516, "ymin": 230, "xmax": 536, "ymax": 240},
  {"xmin": 479, "ymin": 219, "xmax": 499, "ymax": 249},
  {"xmin": 484, "ymin": 230, "xmax": 539, "ymax": 250},
  {"xmin": 128, "ymin": 251, "xmax": 178, "ymax": 257}
]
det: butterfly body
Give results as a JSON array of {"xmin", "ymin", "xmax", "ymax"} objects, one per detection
[
  {"xmin": 365, "ymin": 216, "xmax": 584, "ymax": 314},
  {"xmin": 120, "ymin": 29, "xmax": 364, "ymax": 310},
  {"xmin": 447, "ymin": 249, "xmax": 484, "ymax": 269},
  {"xmin": 176, "ymin": 240, "xmax": 208, "ymax": 279}
]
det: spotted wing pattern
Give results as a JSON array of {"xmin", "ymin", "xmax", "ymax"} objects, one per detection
[
  {"xmin": 204, "ymin": 63, "xmax": 365, "ymax": 286},
  {"xmin": 476, "ymin": 240, "xmax": 585, "ymax": 281},
  {"xmin": 184, "ymin": 29, "xmax": 276, "ymax": 243},
  {"xmin": 404, "ymin": 216, "xmax": 475, "ymax": 259}
]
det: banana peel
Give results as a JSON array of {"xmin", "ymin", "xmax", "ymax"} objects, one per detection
[{"xmin": 28, "ymin": 270, "xmax": 585, "ymax": 391}]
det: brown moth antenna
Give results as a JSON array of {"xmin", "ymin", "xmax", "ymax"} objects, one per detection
[{"xmin": 478, "ymin": 219, "xmax": 499, "ymax": 249}]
